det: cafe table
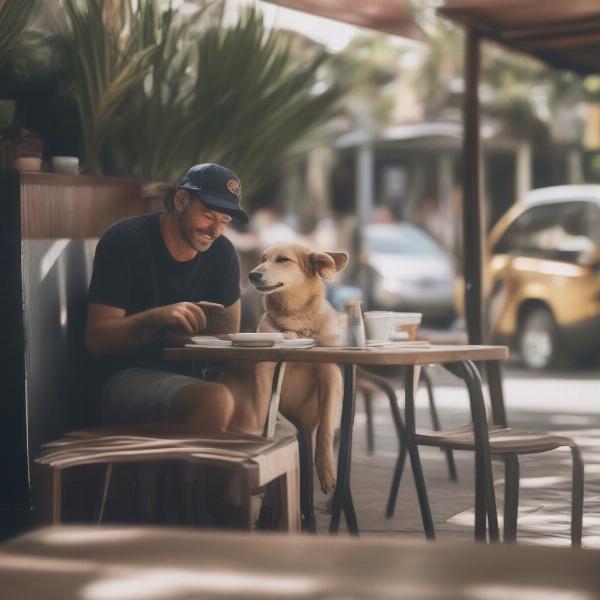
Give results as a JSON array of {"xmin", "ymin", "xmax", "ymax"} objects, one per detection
[
  {"xmin": 2, "ymin": 525, "xmax": 599, "ymax": 600},
  {"xmin": 164, "ymin": 343, "xmax": 509, "ymax": 537}
]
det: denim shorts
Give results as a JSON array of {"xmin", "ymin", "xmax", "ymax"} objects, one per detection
[{"xmin": 100, "ymin": 368, "xmax": 201, "ymax": 425}]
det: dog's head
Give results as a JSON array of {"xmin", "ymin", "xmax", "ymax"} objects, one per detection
[{"xmin": 248, "ymin": 243, "xmax": 348, "ymax": 294}]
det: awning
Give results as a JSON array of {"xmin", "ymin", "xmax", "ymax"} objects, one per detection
[
  {"xmin": 262, "ymin": 0, "xmax": 420, "ymax": 38},
  {"xmin": 439, "ymin": 0, "xmax": 600, "ymax": 76}
]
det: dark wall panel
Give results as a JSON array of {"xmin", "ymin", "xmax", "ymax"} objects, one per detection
[{"xmin": 0, "ymin": 173, "xmax": 145, "ymax": 538}]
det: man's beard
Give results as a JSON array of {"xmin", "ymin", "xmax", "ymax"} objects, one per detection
[{"xmin": 181, "ymin": 224, "xmax": 216, "ymax": 252}]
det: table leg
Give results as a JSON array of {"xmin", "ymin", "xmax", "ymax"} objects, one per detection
[
  {"xmin": 404, "ymin": 365, "xmax": 436, "ymax": 540},
  {"xmin": 330, "ymin": 363, "xmax": 359, "ymax": 535},
  {"xmin": 485, "ymin": 360, "xmax": 508, "ymax": 427}
]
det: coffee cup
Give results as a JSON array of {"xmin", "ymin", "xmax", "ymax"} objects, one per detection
[
  {"xmin": 389, "ymin": 312, "xmax": 422, "ymax": 341},
  {"xmin": 364, "ymin": 311, "xmax": 393, "ymax": 342}
]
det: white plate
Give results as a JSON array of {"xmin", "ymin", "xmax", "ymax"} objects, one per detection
[
  {"xmin": 230, "ymin": 333, "xmax": 287, "ymax": 343},
  {"xmin": 232, "ymin": 340, "xmax": 276, "ymax": 348},
  {"xmin": 188, "ymin": 336, "xmax": 232, "ymax": 347},
  {"xmin": 279, "ymin": 338, "xmax": 315, "ymax": 348}
]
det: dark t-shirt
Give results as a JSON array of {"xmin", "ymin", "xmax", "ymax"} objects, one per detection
[{"xmin": 88, "ymin": 212, "xmax": 240, "ymax": 376}]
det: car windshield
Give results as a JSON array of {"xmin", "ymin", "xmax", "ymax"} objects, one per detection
[{"xmin": 365, "ymin": 226, "xmax": 442, "ymax": 255}]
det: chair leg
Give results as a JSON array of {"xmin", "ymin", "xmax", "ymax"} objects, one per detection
[
  {"xmin": 502, "ymin": 454, "xmax": 519, "ymax": 543},
  {"xmin": 571, "ymin": 445, "xmax": 584, "ymax": 547},
  {"xmin": 364, "ymin": 390, "xmax": 375, "ymax": 455},
  {"xmin": 423, "ymin": 367, "xmax": 457, "ymax": 482},
  {"xmin": 386, "ymin": 439, "xmax": 407, "ymax": 518},
  {"xmin": 362, "ymin": 373, "xmax": 409, "ymax": 519},
  {"xmin": 239, "ymin": 472, "xmax": 253, "ymax": 530},
  {"xmin": 275, "ymin": 463, "xmax": 301, "ymax": 532},
  {"xmin": 138, "ymin": 463, "xmax": 159, "ymax": 523},
  {"xmin": 52, "ymin": 469, "xmax": 62, "ymax": 524},
  {"xmin": 96, "ymin": 463, "xmax": 113, "ymax": 525},
  {"xmin": 487, "ymin": 473, "xmax": 500, "ymax": 543}
]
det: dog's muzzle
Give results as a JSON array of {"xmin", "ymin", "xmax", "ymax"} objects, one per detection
[{"xmin": 248, "ymin": 271, "xmax": 263, "ymax": 284}]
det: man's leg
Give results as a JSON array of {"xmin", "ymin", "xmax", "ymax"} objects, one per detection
[
  {"xmin": 100, "ymin": 368, "xmax": 233, "ymax": 432},
  {"xmin": 169, "ymin": 381, "xmax": 234, "ymax": 432}
]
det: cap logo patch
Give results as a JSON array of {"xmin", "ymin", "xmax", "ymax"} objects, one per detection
[{"xmin": 227, "ymin": 179, "xmax": 241, "ymax": 197}]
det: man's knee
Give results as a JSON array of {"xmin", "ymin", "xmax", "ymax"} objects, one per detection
[{"xmin": 169, "ymin": 381, "xmax": 235, "ymax": 431}]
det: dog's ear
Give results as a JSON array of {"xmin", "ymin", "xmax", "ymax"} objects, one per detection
[
  {"xmin": 327, "ymin": 251, "xmax": 349, "ymax": 273},
  {"xmin": 310, "ymin": 251, "xmax": 348, "ymax": 279}
]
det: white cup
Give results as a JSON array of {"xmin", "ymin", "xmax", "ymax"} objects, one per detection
[
  {"xmin": 364, "ymin": 311, "xmax": 394, "ymax": 341},
  {"xmin": 51, "ymin": 156, "xmax": 79, "ymax": 175},
  {"xmin": 388, "ymin": 312, "xmax": 422, "ymax": 341}
]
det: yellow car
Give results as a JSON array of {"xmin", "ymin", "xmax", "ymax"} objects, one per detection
[{"xmin": 487, "ymin": 185, "xmax": 600, "ymax": 369}]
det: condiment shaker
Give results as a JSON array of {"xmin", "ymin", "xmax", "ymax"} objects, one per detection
[{"xmin": 344, "ymin": 300, "xmax": 366, "ymax": 347}]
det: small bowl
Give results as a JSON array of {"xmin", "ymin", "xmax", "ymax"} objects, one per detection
[
  {"xmin": 51, "ymin": 156, "xmax": 79, "ymax": 175},
  {"xmin": 15, "ymin": 157, "xmax": 42, "ymax": 172}
]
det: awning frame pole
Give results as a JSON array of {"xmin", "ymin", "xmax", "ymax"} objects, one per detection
[{"xmin": 462, "ymin": 27, "xmax": 484, "ymax": 345}]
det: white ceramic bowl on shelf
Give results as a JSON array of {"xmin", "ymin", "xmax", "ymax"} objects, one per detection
[
  {"xmin": 14, "ymin": 157, "xmax": 42, "ymax": 172},
  {"xmin": 51, "ymin": 156, "xmax": 79, "ymax": 175}
]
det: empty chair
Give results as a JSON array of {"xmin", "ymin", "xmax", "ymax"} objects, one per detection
[{"xmin": 384, "ymin": 362, "xmax": 584, "ymax": 545}]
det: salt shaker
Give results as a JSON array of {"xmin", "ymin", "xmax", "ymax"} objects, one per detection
[{"xmin": 344, "ymin": 300, "xmax": 366, "ymax": 347}]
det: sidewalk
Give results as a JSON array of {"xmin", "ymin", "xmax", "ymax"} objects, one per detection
[{"xmin": 314, "ymin": 366, "xmax": 600, "ymax": 547}]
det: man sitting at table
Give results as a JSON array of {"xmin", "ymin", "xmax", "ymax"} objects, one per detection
[{"xmin": 86, "ymin": 163, "xmax": 248, "ymax": 433}]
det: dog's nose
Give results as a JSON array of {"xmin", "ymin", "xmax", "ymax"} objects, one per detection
[{"xmin": 249, "ymin": 271, "xmax": 263, "ymax": 284}]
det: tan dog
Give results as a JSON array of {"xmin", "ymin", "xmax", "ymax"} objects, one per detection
[{"xmin": 248, "ymin": 243, "xmax": 348, "ymax": 493}]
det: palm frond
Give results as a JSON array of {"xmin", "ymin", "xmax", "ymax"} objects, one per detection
[
  {"xmin": 0, "ymin": 0, "xmax": 36, "ymax": 66},
  {"xmin": 62, "ymin": 0, "xmax": 158, "ymax": 172}
]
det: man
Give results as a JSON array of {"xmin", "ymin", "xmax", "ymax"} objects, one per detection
[{"xmin": 86, "ymin": 163, "xmax": 247, "ymax": 433}]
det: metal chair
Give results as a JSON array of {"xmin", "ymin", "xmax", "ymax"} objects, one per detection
[
  {"xmin": 379, "ymin": 362, "xmax": 584, "ymax": 545},
  {"xmin": 358, "ymin": 366, "xmax": 457, "ymax": 482}
]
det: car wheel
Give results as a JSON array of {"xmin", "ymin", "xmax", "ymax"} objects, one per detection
[{"xmin": 518, "ymin": 307, "xmax": 561, "ymax": 370}]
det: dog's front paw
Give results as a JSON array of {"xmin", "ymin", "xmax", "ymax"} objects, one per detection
[{"xmin": 316, "ymin": 450, "xmax": 337, "ymax": 494}]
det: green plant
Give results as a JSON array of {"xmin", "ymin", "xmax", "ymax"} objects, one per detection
[
  {"xmin": 186, "ymin": 7, "xmax": 341, "ymax": 197},
  {"xmin": 116, "ymin": 5, "xmax": 341, "ymax": 196},
  {"xmin": 61, "ymin": 0, "xmax": 158, "ymax": 172},
  {"xmin": 109, "ymin": 0, "xmax": 210, "ymax": 180},
  {"xmin": 0, "ymin": 0, "xmax": 36, "ymax": 71}
]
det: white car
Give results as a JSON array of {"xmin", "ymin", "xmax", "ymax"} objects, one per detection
[{"xmin": 363, "ymin": 223, "xmax": 457, "ymax": 326}]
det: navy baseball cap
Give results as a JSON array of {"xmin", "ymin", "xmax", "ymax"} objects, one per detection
[{"xmin": 176, "ymin": 163, "xmax": 249, "ymax": 223}]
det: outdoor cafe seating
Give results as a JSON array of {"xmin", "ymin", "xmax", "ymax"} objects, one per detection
[
  {"xmin": 34, "ymin": 364, "xmax": 301, "ymax": 532},
  {"xmin": 363, "ymin": 366, "xmax": 584, "ymax": 545}
]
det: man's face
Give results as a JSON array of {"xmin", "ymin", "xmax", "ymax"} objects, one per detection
[{"xmin": 176, "ymin": 192, "xmax": 232, "ymax": 252}]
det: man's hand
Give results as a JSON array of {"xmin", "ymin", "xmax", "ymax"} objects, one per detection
[
  {"xmin": 86, "ymin": 300, "xmax": 240, "ymax": 355},
  {"xmin": 86, "ymin": 301, "xmax": 207, "ymax": 355},
  {"xmin": 152, "ymin": 302, "xmax": 207, "ymax": 335}
]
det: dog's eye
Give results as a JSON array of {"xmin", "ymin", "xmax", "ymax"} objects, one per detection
[{"xmin": 276, "ymin": 256, "xmax": 290, "ymax": 263}]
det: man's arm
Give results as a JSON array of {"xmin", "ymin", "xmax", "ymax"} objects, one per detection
[
  {"xmin": 204, "ymin": 299, "xmax": 241, "ymax": 335},
  {"xmin": 86, "ymin": 301, "xmax": 208, "ymax": 355}
]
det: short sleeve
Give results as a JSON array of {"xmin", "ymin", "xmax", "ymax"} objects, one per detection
[
  {"xmin": 206, "ymin": 237, "xmax": 240, "ymax": 307},
  {"xmin": 88, "ymin": 225, "xmax": 133, "ymax": 310}
]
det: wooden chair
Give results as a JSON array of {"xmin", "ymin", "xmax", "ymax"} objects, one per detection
[
  {"xmin": 35, "ymin": 362, "xmax": 301, "ymax": 532},
  {"xmin": 379, "ymin": 362, "xmax": 584, "ymax": 545}
]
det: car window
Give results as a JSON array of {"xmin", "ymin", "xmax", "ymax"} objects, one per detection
[
  {"xmin": 493, "ymin": 201, "xmax": 600, "ymax": 262},
  {"xmin": 365, "ymin": 227, "xmax": 442, "ymax": 255}
]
